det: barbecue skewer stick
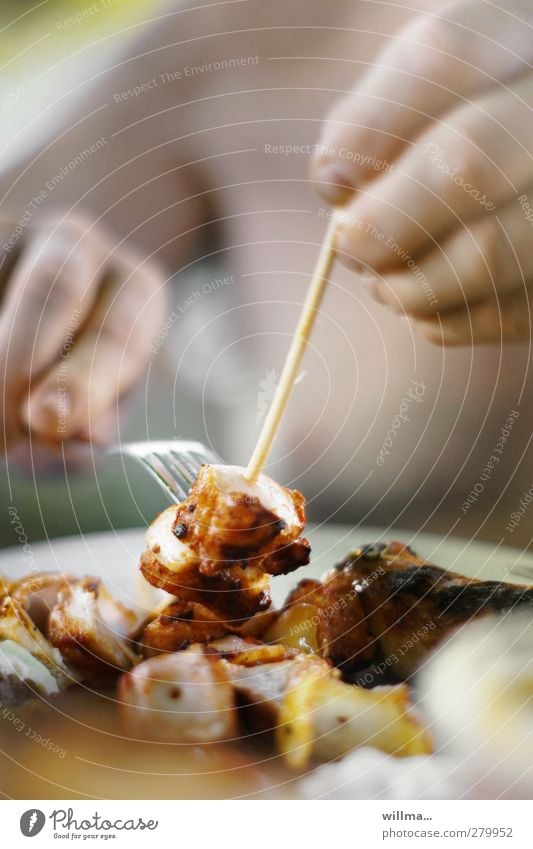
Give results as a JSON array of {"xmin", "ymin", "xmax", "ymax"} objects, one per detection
[{"xmin": 245, "ymin": 217, "xmax": 339, "ymax": 483}]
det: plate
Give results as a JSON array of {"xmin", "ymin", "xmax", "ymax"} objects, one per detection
[
  {"xmin": 1, "ymin": 523, "xmax": 531, "ymax": 609},
  {"xmin": 1, "ymin": 524, "xmax": 532, "ymax": 800}
]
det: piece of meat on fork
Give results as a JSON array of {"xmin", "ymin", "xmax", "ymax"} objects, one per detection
[{"xmin": 140, "ymin": 464, "xmax": 310, "ymax": 621}]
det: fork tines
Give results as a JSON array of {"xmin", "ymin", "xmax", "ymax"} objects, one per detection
[{"xmin": 111, "ymin": 440, "xmax": 217, "ymax": 503}]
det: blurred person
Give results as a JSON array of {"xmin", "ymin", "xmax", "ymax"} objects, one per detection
[{"xmin": 1, "ymin": 0, "xmax": 533, "ymax": 541}]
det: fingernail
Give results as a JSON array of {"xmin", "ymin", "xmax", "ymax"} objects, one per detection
[
  {"xmin": 335, "ymin": 224, "xmax": 365, "ymax": 273},
  {"xmin": 363, "ymin": 279, "xmax": 386, "ymax": 305},
  {"xmin": 24, "ymin": 389, "xmax": 68, "ymax": 435},
  {"xmin": 359, "ymin": 267, "xmax": 379, "ymax": 283},
  {"xmin": 414, "ymin": 319, "xmax": 457, "ymax": 344},
  {"xmin": 316, "ymin": 163, "xmax": 355, "ymax": 205}
]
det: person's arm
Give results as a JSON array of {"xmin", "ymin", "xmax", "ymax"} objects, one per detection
[
  {"xmin": 312, "ymin": 0, "xmax": 533, "ymax": 346},
  {"xmin": 0, "ymin": 5, "xmax": 209, "ymax": 454}
]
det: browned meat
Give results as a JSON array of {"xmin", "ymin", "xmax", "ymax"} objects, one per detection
[
  {"xmin": 172, "ymin": 464, "xmax": 310, "ymax": 577},
  {"xmin": 326, "ymin": 542, "xmax": 533, "ymax": 679},
  {"xmin": 0, "ymin": 596, "xmax": 72, "ymax": 692},
  {"xmin": 139, "ymin": 464, "xmax": 311, "ymax": 620},
  {"xmin": 10, "ymin": 572, "xmax": 74, "ymax": 635},
  {"xmin": 48, "ymin": 577, "xmax": 139, "ymax": 685},
  {"xmin": 139, "ymin": 597, "xmax": 276, "ymax": 657},
  {"xmin": 140, "ymin": 544, "xmax": 272, "ymax": 620},
  {"xmin": 140, "ymin": 598, "xmax": 232, "ymax": 657},
  {"xmin": 118, "ymin": 645, "xmax": 238, "ymax": 743},
  {"xmin": 266, "ymin": 568, "xmax": 375, "ymax": 669},
  {"xmin": 119, "ymin": 640, "xmax": 432, "ymax": 763},
  {"xmin": 278, "ymin": 542, "xmax": 533, "ymax": 679}
]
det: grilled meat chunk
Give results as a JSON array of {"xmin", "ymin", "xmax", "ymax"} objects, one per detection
[
  {"xmin": 223, "ymin": 650, "xmax": 431, "ymax": 765},
  {"xmin": 288, "ymin": 542, "xmax": 533, "ymax": 679},
  {"xmin": 140, "ymin": 531, "xmax": 271, "ymax": 620},
  {"xmin": 48, "ymin": 577, "xmax": 139, "ymax": 685},
  {"xmin": 10, "ymin": 572, "xmax": 74, "ymax": 634},
  {"xmin": 139, "ymin": 597, "xmax": 276, "ymax": 657},
  {"xmin": 140, "ymin": 495, "xmax": 303, "ymax": 621},
  {"xmin": 0, "ymin": 596, "xmax": 72, "ymax": 698},
  {"xmin": 173, "ymin": 464, "xmax": 310, "ymax": 576},
  {"xmin": 0, "ymin": 640, "xmax": 61, "ymax": 703},
  {"xmin": 266, "ymin": 568, "xmax": 375, "ymax": 669},
  {"xmin": 119, "ymin": 639, "xmax": 431, "ymax": 764},
  {"xmin": 140, "ymin": 465, "xmax": 311, "ymax": 620},
  {"xmin": 118, "ymin": 645, "xmax": 238, "ymax": 743}
]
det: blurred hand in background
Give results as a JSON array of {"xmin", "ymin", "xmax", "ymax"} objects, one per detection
[
  {"xmin": 0, "ymin": 211, "xmax": 167, "ymax": 458},
  {"xmin": 313, "ymin": 0, "xmax": 533, "ymax": 346}
]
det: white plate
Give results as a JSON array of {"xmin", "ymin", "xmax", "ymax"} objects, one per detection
[
  {"xmin": 1, "ymin": 523, "xmax": 532, "ymax": 610},
  {"xmin": 2, "ymin": 524, "xmax": 531, "ymax": 801}
]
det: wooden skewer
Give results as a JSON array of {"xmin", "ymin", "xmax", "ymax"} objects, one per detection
[{"xmin": 245, "ymin": 217, "xmax": 339, "ymax": 483}]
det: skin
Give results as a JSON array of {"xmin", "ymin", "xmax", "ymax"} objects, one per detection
[
  {"xmin": 0, "ymin": 0, "xmax": 530, "ymax": 465},
  {"xmin": 311, "ymin": 0, "xmax": 533, "ymax": 345}
]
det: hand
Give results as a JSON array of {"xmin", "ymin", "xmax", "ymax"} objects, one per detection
[
  {"xmin": 0, "ymin": 210, "xmax": 168, "ymax": 457},
  {"xmin": 312, "ymin": 0, "xmax": 533, "ymax": 345}
]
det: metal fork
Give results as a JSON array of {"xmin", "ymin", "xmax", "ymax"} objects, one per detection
[{"xmin": 110, "ymin": 440, "xmax": 218, "ymax": 503}]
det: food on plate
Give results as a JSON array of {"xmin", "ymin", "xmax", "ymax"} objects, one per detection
[
  {"xmin": 269, "ymin": 542, "xmax": 533, "ymax": 680},
  {"xmin": 266, "ymin": 564, "xmax": 375, "ymax": 669},
  {"xmin": 0, "ymin": 639, "xmax": 62, "ymax": 703},
  {"xmin": 119, "ymin": 638, "xmax": 431, "ymax": 765},
  {"xmin": 48, "ymin": 577, "xmax": 139, "ymax": 685},
  {"xmin": 418, "ymin": 613, "xmax": 533, "ymax": 799},
  {"xmin": 173, "ymin": 464, "xmax": 310, "ymax": 574},
  {"xmin": 138, "ymin": 597, "xmax": 274, "ymax": 657},
  {"xmin": 140, "ymin": 507, "xmax": 270, "ymax": 620},
  {"xmin": 118, "ymin": 644, "xmax": 238, "ymax": 744},
  {"xmin": 0, "ymin": 596, "xmax": 71, "ymax": 700},
  {"xmin": 3, "ymin": 463, "xmax": 533, "ymax": 774},
  {"xmin": 140, "ymin": 464, "xmax": 310, "ymax": 619},
  {"xmin": 0, "ymin": 573, "xmax": 139, "ymax": 698}
]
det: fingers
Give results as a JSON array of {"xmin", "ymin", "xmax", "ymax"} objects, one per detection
[
  {"xmin": 365, "ymin": 194, "xmax": 533, "ymax": 318},
  {"xmin": 334, "ymin": 71, "xmax": 533, "ymax": 273},
  {"xmin": 312, "ymin": 0, "xmax": 533, "ymax": 204},
  {"xmin": 23, "ymin": 258, "xmax": 167, "ymax": 441},
  {"xmin": 0, "ymin": 220, "xmax": 103, "ymax": 370},
  {"xmin": 0, "ymin": 216, "xmax": 105, "ymax": 451},
  {"xmin": 412, "ymin": 288, "xmax": 532, "ymax": 346}
]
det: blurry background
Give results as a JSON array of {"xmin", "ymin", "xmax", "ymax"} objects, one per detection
[
  {"xmin": 0, "ymin": 0, "xmax": 182, "ymax": 544},
  {"xmin": 2, "ymin": 0, "xmax": 532, "ymax": 553}
]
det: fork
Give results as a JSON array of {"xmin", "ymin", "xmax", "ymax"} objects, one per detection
[{"xmin": 110, "ymin": 440, "xmax": 218, "ymax": 503}]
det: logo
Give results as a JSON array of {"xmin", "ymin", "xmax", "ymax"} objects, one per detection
[{"xmin": 20, "ymin": 809, "xmax": 46, "ymax": 837}]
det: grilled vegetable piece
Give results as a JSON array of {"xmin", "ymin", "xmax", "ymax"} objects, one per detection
[
  {"xmin": 119, "ymin": 638, "xmax": 431, "ymax": 764},
  {"xmin": 118, "ymin": 645, "xmax": 238, "ymax": 743},
  {"xmin": 0, "ymin": 596, "xmax": 71, "ymax": 683},
  {"xmin": 327, "ymin": 542, "xmax": 533, "ymax": 678},
  {"xmin": 48, "ymin": 577, "xmax": 139, "ymax": 686},
  {"xmin": 173, "ymin": 464, "xmax": 310, "ymax": 576},
  {"xmin": 219, "ymin": 644, "xmax": 431, "ymax": 766}
]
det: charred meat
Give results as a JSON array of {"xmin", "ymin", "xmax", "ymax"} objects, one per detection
[
  {"xmin": 276, "ymin": 542, "xmax": 533, "ymax": 679},
  {"xmin": 140, "ymin": 465, "xmax": 310, "ymax": 619}
]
